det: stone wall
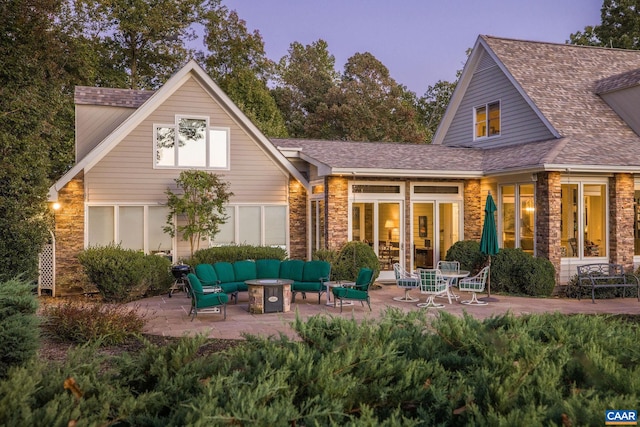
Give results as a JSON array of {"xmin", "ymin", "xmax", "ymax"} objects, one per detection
[
  {"xmin": 464, "ymin": 179, "xmax": 482, "ymax": 241},
  {"xmin": 53, "ymin": 177, "xmax": 90, "ymax": 295},
  {"xmin": 535, "ymin": 172, "xmax": 562, "ymax": 283},
  {"xmin": 288, "ymin": 177, "xmax": 308, "ymax": 259},
  {"xmin": 609, "ymin": 173, "xmax": 634, "ymax": 270},
  {"xmin": 325, "ymin": 176, "xmax": 349, "ymax": 250}
]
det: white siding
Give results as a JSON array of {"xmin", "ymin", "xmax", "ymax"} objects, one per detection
[
  {"xmin": 443, "ymin": 52, "xmax": 554, "ymax": 148},
  {"xmin": 84, "ymin": 77, "xmax": 289, "ymax": 204}
]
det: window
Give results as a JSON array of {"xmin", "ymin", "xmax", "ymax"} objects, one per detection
[
  {"xmin": 87, "ymin": 205, "xmax": 173, "ymax": 257},
  {"xmin": 474, "ymin": 101, "xmax": 500, "ymax": 139},
  {"xmin": 155, "ymin": 116, "xmax": 229, "ymax": 169},
  {"xmin": 501, "ymin": 184, "xmax": 534, "ymax": 253},
  {"xmin": 213, "ymin": 205, "xmax": 287, "ymax": 248},
  {"xmin": 560, "ymin": 182, "xmax": 606, "ymax": 258}
]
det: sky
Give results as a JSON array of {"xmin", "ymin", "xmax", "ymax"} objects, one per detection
[{"xmin": 216, "ymin": 0, "xmax": 603, "ymax": 96}]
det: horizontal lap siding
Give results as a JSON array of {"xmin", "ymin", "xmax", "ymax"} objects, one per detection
[
  {"xmin": 443, "ymin": 52, "xmax": 554, "ymax": 148},
  {"xmin": 85, "ymin": 76, "xmax": 288, "ymax": 204},
  {"xmin": 76, "ymin": 105, "xmax": 136, "ymax": 161}
]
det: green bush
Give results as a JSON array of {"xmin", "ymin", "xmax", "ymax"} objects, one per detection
[
  {"xmin": 191, "ymin": 244, "xmax": 287, "ymax": 265},
  {"xmin": 445, "ymin": 240, "xmax": 486, "ymax": 274},
  {"xmin": 0, "ymin": 278, "xmax": 39, "ymax": 379},
  {"xmin": 331, "ymin": 241, "xmax": 380, "ymax": 281},
  {"xmin": 2, "ymin": 311, "xmax": 637, "ymax": 425},
  {"xmin": 40, "ymin": 300, "xmax": 146, "ymax": 346},
  {"xmin": 491, "ymin": 248, "xmax": 555, "ymax": 296},
  {"xmin": 565, "ymin": 271, "xmax": 639, "ymax": 300},
  {"xmin": 78, "ymin": 244, "xmax": 173, "ymax": 302},
  {"xmin": 312, "ymin": 248, "xmax": 338, "ymax": 264}
]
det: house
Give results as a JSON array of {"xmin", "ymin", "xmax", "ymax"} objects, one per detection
[
  {"xmin": 45, "ymin": 36, "xmax": 640, "ymax": 295},
  {"xmin": 46, "ymin": 60, "xmax": 309, "ymax": 295}
]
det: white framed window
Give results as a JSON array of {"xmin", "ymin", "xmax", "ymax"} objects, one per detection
[
  {"xmin": 87, "ymin": 204, "xmax": 173, "ymax": 257},
  {"xmin": 560, "ymin": 179, "xmax": 607, "ymax": 259},
  {"xmin": 154, "ymin": 115, "xmax": 229, "ymax": 169},
  {"xmin": 213, "ymin": 205, "xmax": 288, "ymax": 249},
  {"xmin": 474, "ymin": 101, "xmax": 501, "ymax": 140}
]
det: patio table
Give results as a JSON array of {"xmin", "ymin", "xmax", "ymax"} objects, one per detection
[{"xmin": 439, "ymin": 270, "xmax": 470, "ymax": 302}]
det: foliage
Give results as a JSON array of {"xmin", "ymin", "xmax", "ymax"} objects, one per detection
[
  {"xmin": 564, "ymin": 271, "xmax": 639, "ymax": 300},
  {"xmin": 2, "ymin": 311, "xmax": 639, "ymax": 425},
  {"xmin": 203, "ymin": 5, "xmax": 287, "ymax": 137},
  {"xmin": 0, "ymin": 279, "xmax": 39, "ymax": 379},
  {"xmin": 40, "ymin": 299, "xmax": 146, "ymax": 346},
  {"xmin": 164, "ymin": 170, "xmax": 233, "ymax": 258},
  {"xmin": 491, "ymin": 248, "xmax": 556, "ymax": 296},
  {"xmin": 312, "ymin": 248, "xmax": 339, "ymax": 265},
  {"xmin": 273, "ymin": 39, "xmax": 340, "ymax": 137},
  {"xmin": 570, "ymin": 0, "xmax": 640, "ymax": 49},
  {"xmin": 191, "ymin": 244, "xmax": 287, "ymax": 265},
  {"xmin": 445, "ymin": 240, "xmax": 487, "ymax": 274},
  {"xmin": 73, "ymin": 0, "xmax": 205, "ymax": 89},
  {"xmin": 416, "ymin": 79, "xmax": 458, "ymax": 141},
  {"xmin": 331, "ymin": 241, "xmax": 381, "ymax": 281},
  {"xmin": 78, "ymin": 244, "xmax": 172, "ymax": 302}
]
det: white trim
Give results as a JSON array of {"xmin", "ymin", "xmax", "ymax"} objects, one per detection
[{"xmin": 49, "ymin": 60, "xmax": 309, "ymax": 201}]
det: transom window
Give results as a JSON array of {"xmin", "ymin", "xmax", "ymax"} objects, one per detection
[
  {"xmin": 154, "ymin": 116, "xmax": 229, "ymax": 169},
  {"xmin": 474, "ymin": 101, "xmax": 500, "ymax": 139}
]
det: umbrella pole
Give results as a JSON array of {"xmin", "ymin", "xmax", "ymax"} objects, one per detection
[{"xmin": 480, "ymin": 256, "xmax": 499, "ymax": 302}]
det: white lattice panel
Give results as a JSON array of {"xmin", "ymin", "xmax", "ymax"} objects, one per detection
[{"xmin": 38, "ymin": 243, "xmax": 55, "ymax": 296}]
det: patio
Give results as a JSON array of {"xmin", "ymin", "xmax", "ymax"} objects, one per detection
[{"xmin": 129, "ymin": 283, "xmax": 640, "ymax": 341}]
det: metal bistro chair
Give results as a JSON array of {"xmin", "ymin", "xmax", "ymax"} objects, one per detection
[
  {"xmin": 458, "ymin": 266, "xmax": 490, "ymax": 306},
  {"xmin": 393, "ymin": 263, "xmax": 420, "ymax": 302},
  {"xmin": 416, "ymin": 269, "xmax": 449, "ymax": 309}
]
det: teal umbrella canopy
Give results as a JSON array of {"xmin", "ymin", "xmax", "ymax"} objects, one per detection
[{"xmin": 480, "ymin": 193, "xmax": 499, "ymax": 256}]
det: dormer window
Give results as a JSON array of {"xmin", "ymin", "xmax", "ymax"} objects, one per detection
[
  {"xmin": 154, "ymin": 116, "xmax": 229, "ymax": 169},
  {"xmin": 474, "ymin": 101, "xmax": 501, "ymax": 140}
]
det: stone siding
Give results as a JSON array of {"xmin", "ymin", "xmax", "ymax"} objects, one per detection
[
  {"xmin": 325, "ymin": 176, "xmax": 349, "ymax": 250},
  {"xmin": 464, "ymin": 179, "xmax": 482, "ymax": 241},
  {"xmin": 53, "ymin": 177, "xmax": 90, "ymax": 295},
  {"xmin": 288, "ymin": 178, "xmax": 308, "ymax": 259},
  {"xmin": 609, "ymin": 173, "xmax": 634, "ymax": 270},
  {"xmin": 536, "ymin": 172, "xmax": 562, "ymax": 283}
]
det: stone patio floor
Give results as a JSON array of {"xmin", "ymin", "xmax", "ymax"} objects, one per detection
[{"xmin": 128, "ymin": 283, "xmax": 640, "ymax": 341}]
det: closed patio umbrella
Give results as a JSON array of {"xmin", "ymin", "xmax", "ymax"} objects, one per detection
[{"xmin": 479, "ymin": 191, "xmax": 499, "ymax": 302}]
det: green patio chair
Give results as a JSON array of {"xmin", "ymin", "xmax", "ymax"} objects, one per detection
[
  {"xmin": 331, "ymin": 268, "xmax": 374, "ymax": 312},
  {"xmin": 186, "ymin": 273, "xmax": 229, "ymax": 321}
]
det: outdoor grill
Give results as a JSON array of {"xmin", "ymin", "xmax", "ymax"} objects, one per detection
[{"xmin": 169, "ymin": 263, "xmax": 191, "ymax": 297}]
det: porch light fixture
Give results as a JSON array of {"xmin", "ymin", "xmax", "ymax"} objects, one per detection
[{"xmin": 52, "ymin": 202, "xmax": 61, "ymax": 211}]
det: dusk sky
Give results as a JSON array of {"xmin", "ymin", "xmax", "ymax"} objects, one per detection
[{"xmin": 217, "ymin": 0, "xmax": 603, "ymax": 95}]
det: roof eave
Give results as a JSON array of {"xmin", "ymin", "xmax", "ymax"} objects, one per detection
[{"xmin": 324, "ymin": 167, "xmax": 484, "ymax": 178}]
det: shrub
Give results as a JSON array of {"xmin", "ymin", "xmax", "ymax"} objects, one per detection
[
  {"xmin": 40, "ymin": 299, "xmax": 146, "ymax": 346},
  {"xmin": 491, "ymin": 248, "xmax": 555, "ymax": 296},
  {"xmin": 78, "ymin": 244, "xmax": 173, "ymax": 302},
  {"xmin": 331, "ymin": 241, "xmax": 381, "ymax": 281},
  {"xmin": 191, "ymin": 244, "xmax": 287, "ymax": 265},
  {"xmin": 0, "ymin": 279, "xmax": 39, "ymax": 378},
  {"xmin": 312, "ymin": 248, "xmax": 338, "ymax": 264},
  {"xmin": 445, "ymin": 240, "xmax": 486, "ymax": 274}
]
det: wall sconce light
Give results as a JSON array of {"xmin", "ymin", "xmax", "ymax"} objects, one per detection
[{"xmin": 52, "ymin": 202, "xmax": 61, "ymax": 211}]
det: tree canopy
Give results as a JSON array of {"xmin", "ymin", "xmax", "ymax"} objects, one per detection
[{"xmin": 570, "ymin": 0, "xmax": 640, "ymax": 49}]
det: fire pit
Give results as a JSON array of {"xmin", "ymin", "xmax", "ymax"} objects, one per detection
[{"xmin": 169, "ymin": 264, "xmax": 191, "ymax": 297}]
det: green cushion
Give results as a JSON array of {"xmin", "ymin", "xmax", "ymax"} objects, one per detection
[
  {"xmin": 256, "ymin": 259, "xmax": 281, "ymax": 279},
  {"xmin": 279, "ymin": 260, "xmax": 305, "ymax": 282},
  {"xmin": 354, "ymin": 268, "xmax": 374, "ymax": 290},
  {"xmin": 187, "ymin": 273, "xmax": 204, "ymax": 293},
  {"xmin": 213, "ymin": 262, "xmax": 235, "ymax": 283},
  {"xmin": 292, "ymin": 281, "xmax": 323, "ymax": 292},
  {"xmin": 332, "ymin": 287, "xmax": 368, "ymax": 300},
  {"xmin": 302, "ymin": 260, "xmax": 331, "ymax": 282},
  {"xmin": 233, "ymin": 260, "xmax": 257, "ymax": 282},
  {"xmin": 195, "ymin": 264, "xmax": 219, "ymax": 286},
  {"xmin": 197, "ymin": 292, "xmax": 228, "ymax": 308}
]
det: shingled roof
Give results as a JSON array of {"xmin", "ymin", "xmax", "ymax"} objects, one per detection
[
  {"xmin": 74, "ymin": 86, "xmax": 155, "ymax": 108},
  {"xmin": 275, "ymin": 36, "xmax": 640, "ymax": 177}
]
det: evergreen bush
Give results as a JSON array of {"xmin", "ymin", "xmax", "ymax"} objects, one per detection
[
  {"xmin": 491, "ymin": 248, "xmax": 555, "ymax": 296},
  {"xmin": 445, "ymin": 240, "xmax": 486, "ymax": 274},
  {"xmin": 1, "ymin": 311, "xmax": 639, "ymax": 425},
  {"xmin": 331, "ymin": 241, "xmax": 380, "ymax": 281},
  {"xmin": 0, "ymin": 279, "xmax": 39, "ymax": 379},
  {"xmin": 191, "ymin": 244, "xmax": 287, "ymax": 265},
  {"xmin": 78, "ymin": 244, "xmax": 173, "ymax": 302}
]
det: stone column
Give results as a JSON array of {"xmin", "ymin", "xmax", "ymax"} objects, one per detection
[
  {"xmin": 536, "ymin": 171, "xmax": 561, "ymax": 284},
  {"xmin": 464, "ymin": 179, "xmax": 482, "ymax": 241},
  {"xmin": 609, "ymin": 173, "xmax": 634, "ymax": 270},
  {"xmin": 288, "ymin": 177, "xmax": 308, "ymax": 260},
  {"xmin": 54, "ymin": 177, "xmax": 89, "ymax": 295},
  {"xmin": 326, "ymin": 176, "xmax": 349, "ymax": 250}
]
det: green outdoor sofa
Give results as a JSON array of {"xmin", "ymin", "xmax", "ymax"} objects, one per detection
[{"xmin": 195, "ymin": 259, "xmax": 331, "ymax": 304}]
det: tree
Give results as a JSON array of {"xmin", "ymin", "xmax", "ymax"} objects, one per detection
[
  {"xmin": 0, "ymin": 0, "xmax": 77, "ymax": 281},
  {"xmin": 272, "ymin": 40, "xmax": 339, "ymax": 137},
  {"xmin": 306, "ymin": 52, "xmax": 428, "ymax": 142},
  {"xmin": 570, "ymin": 0, "xmax": 640, "ymax": 49},
  {"xmin": 417, "ymin": 79, "xmax": 458, "ymax": 142},
  {"xmin": 164, "ymin": 170, "xmax": 233, "ymax": 258},
  {"xmin": 74, "ymin": 0, "xmax": 205, "ymax": 89},
  {"xmin": 202, "ymin": 5, "xmax": 287, "ymax": 137}
]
